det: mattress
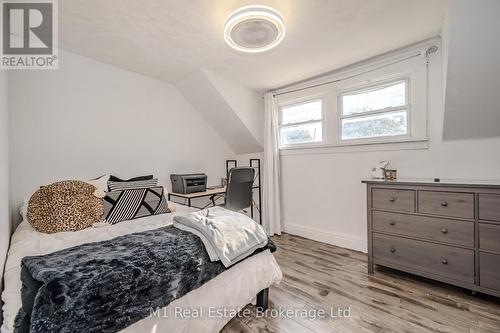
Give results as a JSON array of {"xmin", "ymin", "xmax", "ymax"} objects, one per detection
[{"xmin": 1, "ymin": 202, "xmax": 283, "ymax": 333}]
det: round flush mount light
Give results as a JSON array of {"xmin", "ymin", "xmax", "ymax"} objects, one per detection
[{"xmin": 224, "ymin": 5, "xmax": 285, "ymax": 53}]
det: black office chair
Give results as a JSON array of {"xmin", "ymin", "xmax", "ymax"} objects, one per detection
[{"xmin": 211, "ymin": 167, "xmax": 255, "ymax": 212}]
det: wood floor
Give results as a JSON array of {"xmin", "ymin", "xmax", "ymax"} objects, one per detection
[{"xmin": 222, "ymin": 233, "xmax": 500, "ymax": 333}]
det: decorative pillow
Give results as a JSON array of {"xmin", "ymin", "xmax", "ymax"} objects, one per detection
[
  {"xmin": 103, "ymin": 186, "xmax": 170, "ymax": 224},
  {"xmin": 108, "ymin": 175, "xmax": 154, "ymax": 182},
  {"xmin": 20, "ymin": 175, "xmax": 109, "ymax": 221},
  {"xmin": 27, "ymin": 181, "xmax": 104, "ymax": 234},
  {"xmin": 108, "ymin": 178, "xmax": 158, "ymax": 191}
]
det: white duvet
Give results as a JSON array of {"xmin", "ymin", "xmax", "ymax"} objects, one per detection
[{"xmin": 1, "ymin": 202, "xmax": 283, "ymax": 333}]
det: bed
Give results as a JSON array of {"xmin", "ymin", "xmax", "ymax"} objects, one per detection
[{"xmin": 1, "ymin": 202, "xmax": 283, "ymax": 333}]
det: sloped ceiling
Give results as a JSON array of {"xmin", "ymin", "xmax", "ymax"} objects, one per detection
[
  {"xmin": 59, "ymin": 0, "xmax": 449, "ymax": 91},
  {"xmin": 442, "ymin": 0, "xmax": 500, "ymax": 140},
  {"xmin": 202, "ymin": 70, "xmax": 262, "ymax": 145},
  {"xmin": 56, "ymin": 1, "xmax": 449, "ymax": 152},
  {"xmin": 175, "ymin": 70, "xmax": 262, "ymax": 154}
]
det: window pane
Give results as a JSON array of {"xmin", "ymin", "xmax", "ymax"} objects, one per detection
[
  {"xmin": 341, "ymin": 110, "xmax": 407, "ymax": 140},
  {"xmin": 342, "ymin": 81, "xmax": 406, "ymax": 115},
  {"xmin": 280, "ymin": 121, "xmax": 322, "ymax": 145},
  {"xmin": 281, "ymin": 100, "xmax": 322, "ymax": 125}
]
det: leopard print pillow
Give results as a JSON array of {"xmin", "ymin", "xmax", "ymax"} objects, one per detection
[{"xmin": 27, "ymin": 180, "xmax": 104, "ymax": 234}]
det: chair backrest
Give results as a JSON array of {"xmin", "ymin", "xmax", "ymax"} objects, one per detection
[{"xmin": 225, "ymin": 167, "xmax": 255, "ymax": 212}]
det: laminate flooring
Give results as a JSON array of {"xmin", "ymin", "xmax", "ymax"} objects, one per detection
[{"xmin": 222, "ymin": 233, "xmax": 500, "ymax": 333}]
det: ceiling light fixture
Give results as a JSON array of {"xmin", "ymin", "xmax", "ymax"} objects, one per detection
[{"xmin": 224, "ymin": 5, "xmax": 285, "ymax": 53}]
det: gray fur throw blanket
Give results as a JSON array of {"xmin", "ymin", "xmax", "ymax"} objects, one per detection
[{"xmin": 14, "ymin": 225, "xmax": 276, "ymax": 333}]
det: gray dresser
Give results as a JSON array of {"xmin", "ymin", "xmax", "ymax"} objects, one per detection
[{"xmin": 363, "ymin": 179, "xmax": 500, "ymax": 297}]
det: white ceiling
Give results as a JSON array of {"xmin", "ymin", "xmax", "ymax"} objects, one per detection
[{"xmin": 60, "ymin": 0, "xmax": 449, "ymax": 91}]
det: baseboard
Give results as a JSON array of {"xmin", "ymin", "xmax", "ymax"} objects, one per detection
[{"xmin": 283, "ymin": 222, "xmax": 367, "ymax": 253}]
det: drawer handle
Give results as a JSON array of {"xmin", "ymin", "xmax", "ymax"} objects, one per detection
[
  {"xmin": 389, "ymin": 197, "xmax": 396, "ymax": 202},
  {"xmin": 441, "ymin": 201, "xmax": 448, "ymax": 207},
  {"xmin": 389, "ymin": 221, "xmax": 395, "ymax": 226},
  {"xmin": 441, "ymin": 259, "xmax": 448, "ymax": 265},
  {"xmin": 390, "ymin": 247, "xmax": 396, "ymax": 253},
  {"xmin": 441, "ymin": 228, "xmax": 448, "ymax": 234}
]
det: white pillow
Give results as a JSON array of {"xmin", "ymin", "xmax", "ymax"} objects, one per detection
[
  {"xmin": 86, "ymin": 174, "xmax": 110, "ymax": 198},
  {"xmin": 20, "ymin": 198, "xmax": 29, "ymax": 221}
]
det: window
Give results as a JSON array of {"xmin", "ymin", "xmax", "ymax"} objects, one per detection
[
  {"xmin": 276, "ymin": 44, "xmax": 432, "ymax": 153},
  {"xmin": 280, "ymin": 99, "xmax": 323, "ymax": 146},
  {"xmin": 339, "ymin": 79, "xmax": 409, "ymax": 141}
]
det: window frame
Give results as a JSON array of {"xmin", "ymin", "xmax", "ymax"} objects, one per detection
[
  {"xmin": 279, "ymin": 97, "xmax": 325, "ymax": 147},
  {"xmin": 337, "ymin": 77, "xmax": 411, "ymax": 144}
]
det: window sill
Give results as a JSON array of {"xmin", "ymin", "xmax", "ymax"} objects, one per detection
[{"xmin": 279, "ymin": 137, "xmax": 429, "ymax": 156}]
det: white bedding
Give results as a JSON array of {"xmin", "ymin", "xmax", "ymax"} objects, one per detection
[
  {"xmin": 1, "ymin": 202, "xmax": 282, "ymax": 333},
  {"xmin": 173, "ymin": 207, "xmax": 269, "ymax": 267}
]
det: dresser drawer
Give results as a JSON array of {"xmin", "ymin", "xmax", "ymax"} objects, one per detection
[
  {"xmin": 372, "ymin": 188, "xmax": 415, "ymax": 212},
  {"xmin": 372, "ymin": 211, "xmax": 474, "ymax": 247},
  {"xmin": 479, "ymin": 223, "xmax": 500, "ymax": 252},
  {"xmin": 373, "ymin": 233, "xmax": 474, "ymax": 284},
  {"xmin": 479, "ymin": 194, "xmax": 500, "ymax": 222},
  {"xmin": 480, "ymin": 252, "xmax": 500, "ymax": 291},
  {"xmin": 418, "ymin": 191, "xmax": 474, "ymax": 219}
]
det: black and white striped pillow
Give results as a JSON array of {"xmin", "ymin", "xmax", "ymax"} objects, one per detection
[
  {"xmin": 108, "ymin": 178, "xmax": 158, "ymax": 191},
  {"xmin": 102, "ymin": 186, "xmax": 170, "ymax": 224},
  {"xmin": 109, "ymin": 175, "xmax": 153, "ymax": 182}
]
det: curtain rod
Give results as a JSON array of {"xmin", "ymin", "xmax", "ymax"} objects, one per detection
[{"xmin": 272, "ymin": 45, "xmax": 439, "ymax": 97}]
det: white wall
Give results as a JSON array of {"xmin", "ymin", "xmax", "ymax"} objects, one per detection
[
  {"xmin": 175, "ymin": 70, "xmax": 262, "ymax": 154},
  {"xmin": 0, "ymin": 71, "xmax": 11, "ymax": 299},
  {"xmin": 202, "ymin": 70, "xmax": 263, "ymax": 145},
  {"xmin": 442, "ymin": 0, "xmax": 500, "ymax": 140},
  {"xmin": 280, "ymin": 44, "xmax": 500, "ymax": 252},
  {"xmin": 9, "ymin": 50, "xmax": 235, "ymax": 226}
]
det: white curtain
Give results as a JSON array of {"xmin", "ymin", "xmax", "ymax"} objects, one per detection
[{"xmin": 262, "ymin": 92, "xmax": 282, "ymax": 235}]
